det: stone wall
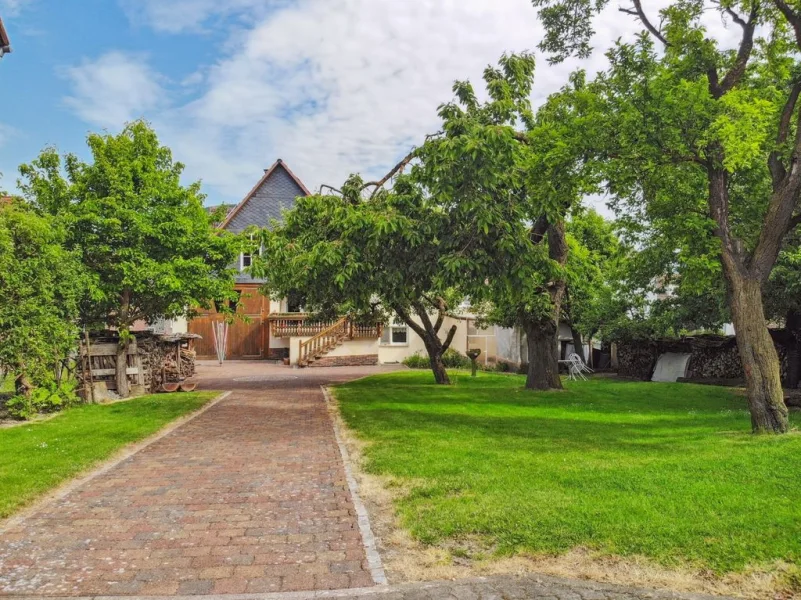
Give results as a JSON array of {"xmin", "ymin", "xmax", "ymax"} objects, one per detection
[{"xmin": 309, "ymin": 354, "xmax": 378, "ymax": 368}]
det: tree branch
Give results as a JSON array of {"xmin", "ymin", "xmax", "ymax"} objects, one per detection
[
  {"xmin": 716, "ymin": 3, "xmax": 759, "ymax": 96},
  {"xmin": 529, "ymin": 215, "xmax": 549, "ymax": 245},
  {"xmin": 432, "ymin": 297, "xmax": 448, "ymax": 333},
  {"xmin": 391, "ymin": 303, "xmax": 427, "ymax": 341},
  {"xmin": 621, "ymin": 1, "xmax": 669, "ymax": 46},
  {"xmin": 769, "ymin": 80, "xmax": 801, "ymax": 188},
  {"xmin": 441, "ymin": 324, "xmax": 458, "ymax": 353},
  {"xmin": 361, "ymin": 150, "xmax": 415, "ymax": 200},
  {"xmin": 412, "ymin": 300, "xmax": 437, "ymax": 337},
  {"xmin": 774, "ymin": 0, "xmax": 801, "ymax": 49},
  {"xmin": 319, "ymin": 184, "xmax": 342, "ymax": 195}
]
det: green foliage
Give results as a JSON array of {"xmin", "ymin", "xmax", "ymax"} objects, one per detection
[
  {"xmin": 402, "ymin": 352, "xmax": 430, "ymax": 369},
  {"xmin": 564, "ymin": 209, "xmax": 628, "ymax": 339},
  {"xmin": 19, "ymin": 121, "xmax": 239, "ymax": 335},
  {"xmin": 335, "ymin": 371, "xmax": 801, "ymax": 576},
  {"xmin": 0, "ymin": 201, "xmax": 85, "ymax": 413},
  {"xmin": 0, "ymin": 391, "xmax": 217, "ymax": 518},
  {"xmin": 414, "ymin": 55, "xmax": 600, "ymax": 345},
  {"xmin": 6, "ymin": 379, "xmax": 79, "ymax": 420},
  {"xmin": 442, "ymin": 348, "xmax": 471, "ymax": 369},
  {"xmin": 405, "ymin": 349, "xmax": 471, "ymax": 370}
]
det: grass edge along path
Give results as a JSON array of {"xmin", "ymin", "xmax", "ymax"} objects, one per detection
[
  {"xmin": 0, "ymin": 391, "xmax": 219, "ymax": 519},
  {"xmin": 333, "ymin": 371, "xmax": 801, "ymax": 582}
]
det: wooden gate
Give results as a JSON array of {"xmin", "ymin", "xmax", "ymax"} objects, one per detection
[{"xmin": 188, "ymin": 285, "xmax": 269, "ymax": 359}]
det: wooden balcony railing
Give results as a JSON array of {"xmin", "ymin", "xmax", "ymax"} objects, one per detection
[
  {"xmin": 268, "ymin": 313, "xmax": 383, "ymax": 339},
  {"xmin": 268, "ymin": 313, "xmax": 335, "ymax": 337}
]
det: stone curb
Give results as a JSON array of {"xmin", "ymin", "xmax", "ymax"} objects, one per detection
[
  {"xmin": 321, "ymin": 385, "xmax": 387, "ymax": 586},
  {"xmin": 0, "ymin": 572, "xmax": 736, "ymax": 599},
  {"xmin": 0, "ymin": 390, "xmax": 232, "ymax": 534}
]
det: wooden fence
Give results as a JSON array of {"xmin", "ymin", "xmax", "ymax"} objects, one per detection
[{"xmin": 80, "ymin": 339, "xmax": 144, "ymax": 391}]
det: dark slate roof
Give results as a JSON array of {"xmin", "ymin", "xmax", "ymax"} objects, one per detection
[
  {"xmin": 222, "ymin": 159, "xmax": 310, "ymax": 234},
  {"xmin": 223, "ymin": 159, "xmax": 311, "ymax": 284}
]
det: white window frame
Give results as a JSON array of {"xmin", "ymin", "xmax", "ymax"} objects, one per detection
[
  {"xmin": 381, "ymin": 318, "xmax": 409, "ymax": 346},
  {"xmin": 240, "ymin": 233, "xmax": 262, "ymax": 272}
]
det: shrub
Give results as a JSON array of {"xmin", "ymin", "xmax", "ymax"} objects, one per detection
[
  {"xmin": 402, "ymin": 352, "xmax": 429, "ymax": 369},
  {"xmin": 442, "ymin": 348, "xmax": 470, "ymax": 369},
  {"xmin": 403, "ymin": 349, "xmax": 471, "ymax": 370},
  {"xmin": 6, "ymin": 379, "xmax": 79, "ymax": 420}
]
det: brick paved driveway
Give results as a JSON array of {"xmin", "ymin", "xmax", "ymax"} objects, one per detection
[{"xmin": 0, "ymin": 362, "xmax": 401, "ymax": 597}]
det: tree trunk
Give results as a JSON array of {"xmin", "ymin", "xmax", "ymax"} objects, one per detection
[
  {"xmin": 570, "ymin": 327, "xmax": 585, "ymax": 363},
  {"xmin": 727, "ymin": 274, "xmax": 789, "ymax": 433},
  {"xmin": 524, "ymin": 321, "xmax": 563, "ymax": 390},
  {"xmin": 393, "ymin": 302, "xmax": 456, "ymax": 386},
  {"xmin": 14, "ymin": 372, "xmax": 33, "ymax": 418},
  {"xmin": 116, "ymin": 336, "xmax": 131, "ymax": 398},
  {"xmin": 786, "ymin": 308, "xmax": 801, "ymax": 390},
  {"xmin": 427, "ymin": 346, "xmax": 451, "ymax": 385}
]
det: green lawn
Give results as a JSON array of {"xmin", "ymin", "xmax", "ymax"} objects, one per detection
[
  {"xmin": 0, "ymin": 392, "xmax": 218, "ymax": 518},
  {"xmin": 334, "ymin": 371, "xmax": 801, "ymax": 574}
]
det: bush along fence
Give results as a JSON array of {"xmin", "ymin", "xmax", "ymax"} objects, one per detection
[
  {"xmin": 78, "ymin": 332, "xmax": 199, "ymax": 401},
  {"xmin": 616, "ymin": 332, "xmax": 798, "ymax": 389}
]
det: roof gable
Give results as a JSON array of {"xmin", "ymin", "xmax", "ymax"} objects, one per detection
[{"xmin": 222, "ymin": 159, "xmax": 311, "ymax": 233}]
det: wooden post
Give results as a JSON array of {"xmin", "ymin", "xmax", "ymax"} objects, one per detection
[{"xmin": 84, "ymin": 330, "xmax": 96, "ymax": 404}]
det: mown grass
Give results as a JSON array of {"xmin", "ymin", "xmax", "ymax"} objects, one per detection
[
  {"xmin": 334, "ymin": 371, "xmax": 801, "ymax": 574},
  {"xmin": 0, "ymin": 392, "xmax": 218, "ymax": 518}
]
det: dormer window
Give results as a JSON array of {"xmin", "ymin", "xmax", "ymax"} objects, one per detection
[{"xmin": 241, "ymin": 253, "xmax": 252, "ymax": 270}]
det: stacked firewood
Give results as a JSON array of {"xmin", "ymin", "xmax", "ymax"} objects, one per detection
[
  {"xmin": 181, "ymin": 348, "xmax": 196, "ymax": 377},
  {"xmin": 686, "ymin": 345, "xmax": 743, "ymax": 379},
  {"xmin": 617, "ymin": 344, "xmax": 658, "ymax": 380}
]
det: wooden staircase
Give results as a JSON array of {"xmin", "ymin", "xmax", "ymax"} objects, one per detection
[{"xmin": 297, "ymin": 317, "xmax": 349, "ymax": 367}]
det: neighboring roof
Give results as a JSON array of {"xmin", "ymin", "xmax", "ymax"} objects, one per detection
[
  {"xmin": 0, "ymin": 18, "xmax": 11, "ymax": 56},
  {"xmin": 221, "ymin": 159, "xmax": 311, "ymax": 231},
  {"xmin": 205, "ymin": 203, "xmax": 235, "ymax": 225},
  {"xmin": 205, "ymin": 203, "xmax": 234, "ymax": 215}
]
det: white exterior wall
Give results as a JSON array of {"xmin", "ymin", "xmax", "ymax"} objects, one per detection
[
  {"xmin": 171, "ymin": 316, "xmax": 188, "ymax": 334},
  {"xmin": 378, "ymin": 315, "xmax": 469, "ymax": 364}
]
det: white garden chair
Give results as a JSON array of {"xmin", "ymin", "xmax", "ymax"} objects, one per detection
[{"xmin": 562, "ymin": 353, "xmax": 593, "ymax": 381}]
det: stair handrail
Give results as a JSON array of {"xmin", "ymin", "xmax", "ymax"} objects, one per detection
[{"xmin": 298, "ymin": 316, "xmax": 349, "ymax": 366}]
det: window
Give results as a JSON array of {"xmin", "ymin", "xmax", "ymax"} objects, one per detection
[
  {"xmin": 286, "ymin": 290, "xmax": 305, "ymax": 313},
  {"xmin": 381, "ymin": 318, "xmax": 408, "ymax": 345},
  {"xmin": 240, "ymin": 233, "xmax": 260, "ymax": 271}
]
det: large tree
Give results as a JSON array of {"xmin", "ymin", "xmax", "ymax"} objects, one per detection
[
  {"xmin": 0, "ymin": 199, "xmax": 84, "ymax": 417},
  {"xmin": 251, "ymin": 174, "xmax": 463, "ymax": 384},
  {"xmin": 532, "ymin": 0, "xmax": 801, "ymax": 432},
  {"xmin": 19, "ymin": 121, "xmax": 239, "ymax": 397},
  {"xmin": 414, "ymin": 55, "xmax": 600, "ymax": 389}
]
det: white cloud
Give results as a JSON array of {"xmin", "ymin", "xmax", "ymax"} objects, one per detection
[
  {"xmin": 61, "ymin": 52, "xmax": 165, "ymax": 129},
  {"xmin": 81, "ymin": 1, "xmax": 747, "ymax": 204},
  {"xmin": 0, "ymin": 0, "xmax": 34, "ymax": 17}
]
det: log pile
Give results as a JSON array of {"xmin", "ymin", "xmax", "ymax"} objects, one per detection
[
  {"xmin": 617, "ymin": 343, "xmax": 658, "ymax": 380},
  {"xmin": 79, "ymin": 332, "xmax": 199, "ymax": 395},
  {"xmin": 686, "ymin": 342, "xmax": 742, "ymax": 380},
  {"xmin": 618, "ymin": 332, "xmax": 799, "ymax": 388}
]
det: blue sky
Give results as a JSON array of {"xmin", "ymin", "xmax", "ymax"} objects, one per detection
[{"xmin": 0, "ymin": 0, "xmax": 736, "ymax": 210}]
